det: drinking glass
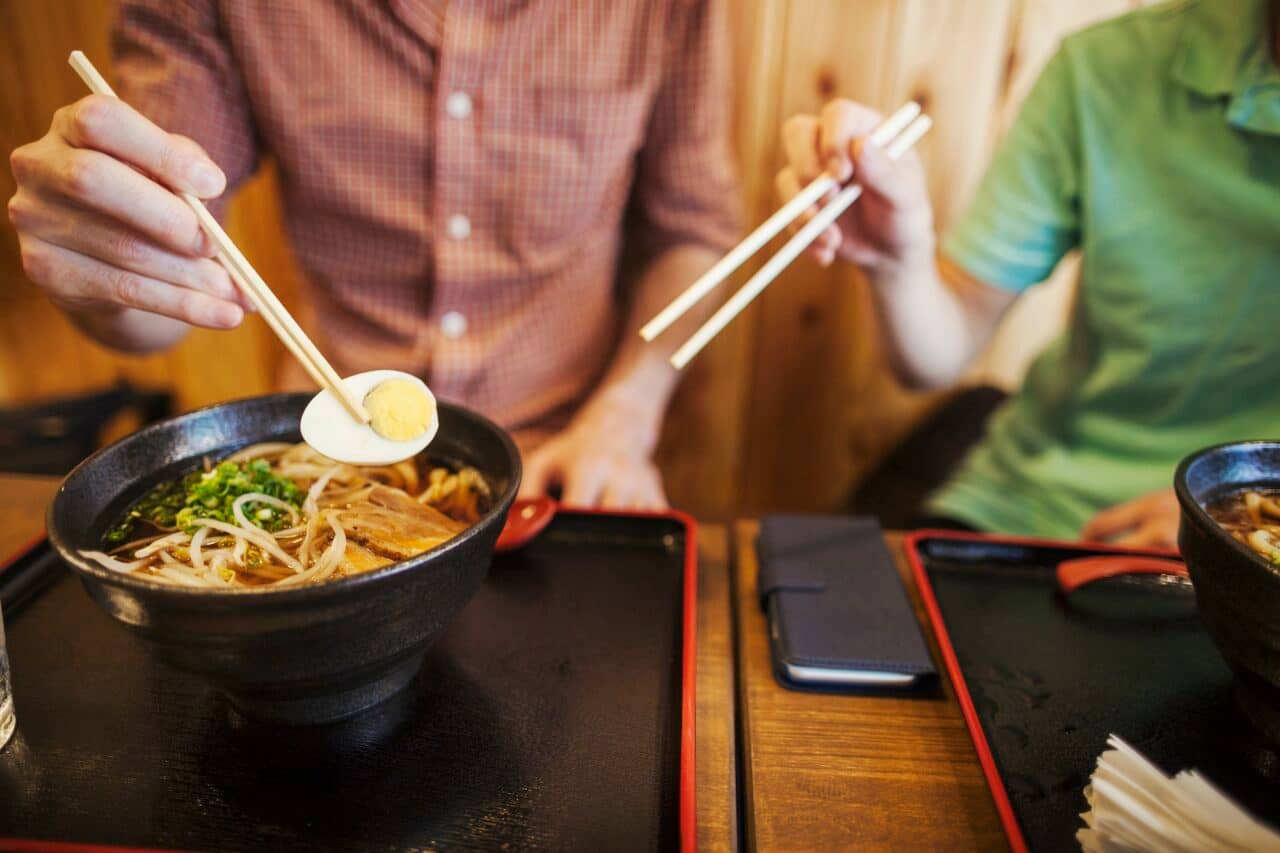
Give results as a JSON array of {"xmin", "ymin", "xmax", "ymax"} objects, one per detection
[{"xmin": 0, "ymin": 603, "xmax": 14, "ymax": 749}]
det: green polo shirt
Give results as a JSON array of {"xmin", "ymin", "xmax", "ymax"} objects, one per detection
[{"xmin": 927, "ymin": 0, "xmax": 1280, "ymax": 538}]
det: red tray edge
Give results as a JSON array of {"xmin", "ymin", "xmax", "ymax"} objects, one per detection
[
  {"xmin": 0, "ymin": 507, "xmax": 699, "ymax": 853},
  {"xmin": 904, "ymin": 528, "xmax": 1181, "ymax": 853},
  {"xmin": 561, "ymin": 505, "xmax": 698, "ymax": 853}
]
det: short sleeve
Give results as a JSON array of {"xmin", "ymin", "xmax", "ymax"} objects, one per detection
[
  {"xmin": 631, "ymin": 0, "xmax": 743, "ymax": 258},
  {"xmin": 942, "ymin": 48, "xmax": 1082, "ymax": 292},
  {"xmin": 113, "ymin": 0, "xmax": 260, "ymax": 201}
]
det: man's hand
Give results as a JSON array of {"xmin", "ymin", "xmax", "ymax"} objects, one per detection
[
  {"xmin": 520, "ymin": 387, "xmax": 667, "ymax": 510},
  {"xmin": 8, "ymin": 94, "xmax": 244, "ymax": 351},
  {"xmin": 775, "ymin": 99, "xmax": 935, "ymax": 272},
  {"xmin": 773, "ymin": 99, "xmax": 1015, "ymax": 389},
  {"xmin": 1081, "ymin": 488, "xmax": 1181, "ymax": 550}
]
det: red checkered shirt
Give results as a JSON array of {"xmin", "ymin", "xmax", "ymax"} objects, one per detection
[{"xmin": 113, "ymin": 0, "xmax": 740, "ymax": 437}]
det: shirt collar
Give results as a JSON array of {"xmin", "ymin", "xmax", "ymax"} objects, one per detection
[{"xmin": 1171, "ymin": 0, "xmax": 1280, "ymax": 134}]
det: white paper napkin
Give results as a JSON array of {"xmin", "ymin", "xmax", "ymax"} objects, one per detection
[{"xmin": 1078, "ymin": 735, "xmax": 1280, "ymax": 852}]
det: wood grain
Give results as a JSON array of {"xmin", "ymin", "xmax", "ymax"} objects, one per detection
[
  {"xmin": 882, "ymin": 0, "xmax": 1018, "ymax": 232},
  {"xmin": 0, "ymin": 475, "xmax": 57, "ymax": 564},
  {"xmin": 733, "ymin": 520, "xmax": 1007, "ymax": 851},
  {"xmin": 696, "ymin": 525, "xmax": 738, "ymax": 852},
  {"xmin": 737, "ymin": 0, "xmax": 899, "ymax": 515},
  {"xmin": 657, "ymin": 0, "xmax": 787, "ymax": 519}
]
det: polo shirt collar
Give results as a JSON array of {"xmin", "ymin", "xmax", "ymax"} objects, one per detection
[{"xmin": 1172, "ymin": 0, "xmax": 1280, "ymax": 134}]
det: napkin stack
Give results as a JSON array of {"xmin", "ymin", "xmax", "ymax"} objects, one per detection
[{"xmin": 1078, "ymin": 735, "xmax": 1280, "ymax": 852}]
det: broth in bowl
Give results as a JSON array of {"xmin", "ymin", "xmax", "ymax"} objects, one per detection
[
  {"xmin": 82, "ymin": 442, "xmax": 491, "ymax": 589},
  {"xmin": 1205, "ymin": 489, "xmax": 1280, "ymax": 565}
]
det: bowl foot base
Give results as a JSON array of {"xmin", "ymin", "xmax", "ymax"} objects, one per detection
[
  {"xmin": 1235, "ymin": 679, "xmax": 1280, "ymax": 749},
  {"xmin": 223, "ymin": 650, "xmax": 427, "ymax": 726}
]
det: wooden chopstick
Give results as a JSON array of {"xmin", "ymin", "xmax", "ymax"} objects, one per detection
[
  {"xmin": 669, "ymin": 113, "xmax": 933, "ymax": 371},
  {"xmin": 67, "ymin": 51, "xmax": 371, "ymax": 424},
  {"xmin": 640, "ymin": 102, "xmax": 921, "ymax": 343}
]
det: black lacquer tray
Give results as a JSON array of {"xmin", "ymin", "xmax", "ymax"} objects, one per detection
[
  {"xmin": 0, "ymin": 510, "xmax": 697, "ymax": 853},
  {"xmin": 907, "ymin": 531, "xmax": 1280, "ymax": 853}
]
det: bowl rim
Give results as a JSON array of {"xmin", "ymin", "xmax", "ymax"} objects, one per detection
[
  {"xmin": 1174, "ymin": 439, "xmax": 1280, "ymax": 582},
  {"xmin": 46, "ymin": 392, "xmax": 521, "ymax": 601}
]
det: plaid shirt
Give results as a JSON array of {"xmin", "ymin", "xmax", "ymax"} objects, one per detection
[{"xmin": 114, "ymin": 0, "xmax": 740, "ymax": 434}]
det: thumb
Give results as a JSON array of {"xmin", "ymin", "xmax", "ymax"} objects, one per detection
[
  {"xmin": 851, "ymin": 137, "xmax": 924, "ymax": 210},
  {"xmin": 518, "ymin": 446, "xmax": 558, "ymax": 499},
  {"xmin": 168, "ymin": 134, "xmax": 227, "ymax": 199},
  {"xmin": 1082, "ymin": 499, "xmax": 1146, "ymax": 542},
  {"xmin": 1113, "ymin": 519, "xmax": 1178, "ymax": 551}
]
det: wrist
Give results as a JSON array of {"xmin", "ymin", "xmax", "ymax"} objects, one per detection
[
  {"xmin": 868, "ymin": 241, "xmax": 938, "ymax": 292},
  {"xmin": 576, "ymin": 363, "xmax": 673, "ymax": 455}
]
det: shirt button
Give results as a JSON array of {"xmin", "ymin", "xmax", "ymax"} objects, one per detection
[
  {"xmin": 447, "ymin": 214, "xmax": 471, "ymax": 241},
  {"xmin": 445, "ymin": 91, "xmax": 473, "ymax": 119},
  {"xmin": 440, "ymin": 311, "xmax": 468, "ymax": 339}
]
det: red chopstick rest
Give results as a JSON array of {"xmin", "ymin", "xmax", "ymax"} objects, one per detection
[
  {"xmin": 1055, "ymin": 555, "xmax": 1189, "ymax": 595},
  {"xmin": 494, "ymin": 497, "xmax": 557, "ymax": 553}
]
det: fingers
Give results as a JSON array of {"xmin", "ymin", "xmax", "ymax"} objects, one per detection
[
  {"xmin": 781, "ymin": 113, "xmax": 824, "ymax": 185},
  {"xmin": 9, "ymin": 193, "xmax": 236, "ymax": 301},
  {"xmin": 54, "ymin": 95, "xmax": 225, "ymax": 197},
  {"xmin": 38, "ymin": 148, "xmax": 212, "ymax": 257},
  {"xmin": 18, "ymin": 234, "xmax": 243, "ymax": 329},
  {"xmin": 774, "ymin": 165, "xmax": 802, "ymax": 203},
  {"xmin": 1081, "ymin": 499, "xmax": 1146, "ymax": 542},
  {"xmin": 775, "ymin": 166, "xmax": 840, "ymax": 266},
  {"xmin": 1083, "ymin": 489, "xmax": 1181, "ymax": 549},
  {"xmin": 522, "ymin": 442, "xmax": 667, "ymax": 511},
  {"xmin": 601, "ymin": 463, "xmax": 668, "ymax": 511},
  {"xmin": 518, "ymin": 446, "xmax": 558, "ymax": 500},
  {"xmin": 562, "ymin": 458, "xmax": 609, "ymax": 508},
  {"xmin": 850, "ymin": 135, "xmax": 929, "ymax": 211},
  {"xmin": 1111, "ymin": 521, "xmax": 1178, "ymax": 551},
  {"xmin": 819, "ymin": 100, "xmax": 882, "ymax": 183}
]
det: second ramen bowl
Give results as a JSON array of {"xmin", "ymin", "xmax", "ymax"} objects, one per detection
[{"xmin": 1176, "ymin": 440, "xmax": 1280, "ymax": 745}]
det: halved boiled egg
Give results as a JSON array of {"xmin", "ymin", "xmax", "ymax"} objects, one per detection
[{"xmin": 300, "ymin": 369, "xmax": 438, "ymax": 465}]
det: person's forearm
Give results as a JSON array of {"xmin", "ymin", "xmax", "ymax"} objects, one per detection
[
  {"xmin": 581, "ymin": 244, "xmax": 721, "ymax": 446},
  {"xmin": 866, "ymin": 254, "xmax": 1014, "ymax": 389}
]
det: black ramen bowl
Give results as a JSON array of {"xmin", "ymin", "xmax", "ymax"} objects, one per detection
[
  {"xmin": 1176, "ymin": 440, "xmax": 1280, "ymax": 745},
  {"xmin": 47, "ymin": 393, "xmax": 520, "ymax": 725}
]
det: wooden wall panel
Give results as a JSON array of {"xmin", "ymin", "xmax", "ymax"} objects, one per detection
[
  {"xmin": 882, "ymin": 0, "xmax": 1017, "ymax": 232},
  {"xmin": 655, "ymin": 0, "xmax": 786, "ymax": 518},
  {"xmin": 735, "ymin": 0, "xmax": 897, "ymax": 512},
  {"xmin": 0, "ymin": 0, "xmax": 1142, "ymax": 517}
]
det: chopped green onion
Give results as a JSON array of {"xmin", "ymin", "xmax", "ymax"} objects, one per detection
[{"xmin": 106, "ymin": 458, "xmax": 303, "ymax": 544}]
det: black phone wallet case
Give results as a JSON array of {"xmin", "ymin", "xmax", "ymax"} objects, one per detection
[{"xmin": 757, "ymin": 515, "xmax": 937, "ymax": 694}]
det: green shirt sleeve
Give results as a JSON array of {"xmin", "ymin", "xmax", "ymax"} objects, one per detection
[{"xmin": 942, "ymin": 48, "xmax": 1082, "ymax": 292}]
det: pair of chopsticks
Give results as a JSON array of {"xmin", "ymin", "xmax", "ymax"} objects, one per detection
[
  {"xmin": 641, "ymin": 102, "xmax": 933, "ymax": 370},
  {"xmin": 67, "ymin": 51, "xmax": 370, "ymax": 424}
]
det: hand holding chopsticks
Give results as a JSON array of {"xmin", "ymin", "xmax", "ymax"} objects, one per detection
[
  {"xmin": 642, "ymin": 102, "xmax": 933, "ymax": 370},
  {"xmin": 66, "ymin": 51, "xmax": 371, "ymax": 425}
]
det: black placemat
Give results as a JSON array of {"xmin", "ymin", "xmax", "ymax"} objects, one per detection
[
  {"xmin": 0, "ymin": 512, "xmax": 689, "ymax": 852},
  {"xmin": 910, "ymin": 534, "xmax": 1280, "ymax": 853}
]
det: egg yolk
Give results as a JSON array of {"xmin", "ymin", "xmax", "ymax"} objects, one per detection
[{"xmin": 364, "ymin": 379, "xmax": 431, "ymax": 441}]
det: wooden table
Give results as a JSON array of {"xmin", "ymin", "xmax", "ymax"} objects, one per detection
[
  {"xmin": 0, "ymin": 474, "xmax": 56, "ymax": 563},
  {"xmin": 733, "ymin": 520, "xmax": 1007, "ymax": 851},
  {"xmin": 0, "ymin": 475, "xmax": 1008, "ymax": 850}
]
